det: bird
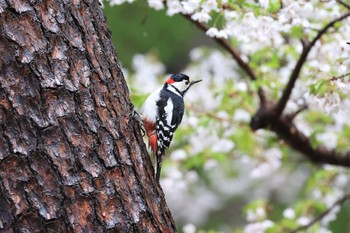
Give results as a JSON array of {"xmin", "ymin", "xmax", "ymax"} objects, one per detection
[{"xmin": 142, "ymin": 73, "xmax": 202, "ymax": 182}]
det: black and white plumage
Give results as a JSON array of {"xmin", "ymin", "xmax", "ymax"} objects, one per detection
[{"xmin": 142, "ymin": 73, "xmax": 202, "ymax": 182}]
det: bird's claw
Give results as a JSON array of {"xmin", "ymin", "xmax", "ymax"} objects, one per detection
[{"xmin": 130, "ymin": 105, "xmax": 145, "ymax": 136}]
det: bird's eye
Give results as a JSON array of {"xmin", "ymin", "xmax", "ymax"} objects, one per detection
[{"xmin": 185, "ymin": 81, "xmax": 189, "ymax": 85}]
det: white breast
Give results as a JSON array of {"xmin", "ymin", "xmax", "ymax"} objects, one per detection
[{"xmin": 142, "ymin": 87, "xmax": 162, "ymax": 122}]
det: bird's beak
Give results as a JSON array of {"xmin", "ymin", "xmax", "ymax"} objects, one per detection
[{"xmin": 189, "ymin": 79, "xmax": 202, "ymax": 87}]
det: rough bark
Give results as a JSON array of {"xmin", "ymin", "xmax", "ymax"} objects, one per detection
[{"xmin": 0, "ymin": 0, "xmax": 175, "ymax": 232}]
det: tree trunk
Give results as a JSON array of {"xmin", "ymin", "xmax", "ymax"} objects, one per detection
[{"xmin": 0, "ymin": 0, "xmax": 175, "ymax": 232}]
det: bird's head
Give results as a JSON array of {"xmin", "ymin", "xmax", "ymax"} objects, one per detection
[{"xmin": 165, "ymin": 73, "xmax": 202, "ymax": 96}]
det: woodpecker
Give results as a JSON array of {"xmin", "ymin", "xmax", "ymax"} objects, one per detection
[{"xmin": 142, "ymin": 73, "xmax": 202, "ymax": 182}]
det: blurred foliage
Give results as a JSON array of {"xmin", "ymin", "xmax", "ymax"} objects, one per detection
[{"xmin": 103, "ymin": 1, "xmax": 211, "ymax": 71}]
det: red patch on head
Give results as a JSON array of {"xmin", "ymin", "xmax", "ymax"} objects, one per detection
[
  {"xmin": 166, "ymin": 78, "xmax": 175, "ymax": 84},
  {"xmin": 142, "ymin": 118, "xmax": 158, "ymax": 155}
]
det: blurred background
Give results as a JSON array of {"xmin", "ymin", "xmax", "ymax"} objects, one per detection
[
  {"xmin": 103, "ymin": 1, "xmax": 350, "ymax": 233},
  {"xmin": 103, "ymin": 1, "xmax": 212, "ymax": 71}
]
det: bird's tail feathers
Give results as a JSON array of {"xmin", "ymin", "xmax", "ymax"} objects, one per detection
[{"xmin": 155, "ymin": 150, "xmax": 164, "ymax": 183}]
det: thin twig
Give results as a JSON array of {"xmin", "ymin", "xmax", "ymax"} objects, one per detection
[
  {"xmin": 288, "ymin": 193, "xmax": 350, "ymax": 233},
  {"xmin": 286, "ymin": 103, "xmax": 308, "ymax": 121},
  {"xmin": 181, "ymin": 14, "xmax": 267, "ymax": 106},
  {"xmin": 336, "ymin": 0, "xmax": 350, "ymax": 10},
  {"xmin": 275, "ymin": 12, "xmax": 350, "ymax": 118},
  {"xmin": 330, "ymin": 72, "xmax": 350, "ymax": 81},
  {"xmin": 182, "ymin": 15, "xmax": 253, "ymax": 78},
  {"xmin": 320, "ymin": 0, "xmax": 350, "ymax": 10}
]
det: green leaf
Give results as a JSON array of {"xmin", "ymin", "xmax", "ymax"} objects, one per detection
[
  {"xmin": 309, "ymin": 79, "xmax": 328, "ymax": 95},
  {"xmin": 231, "ymin": 127, "xmax": 255, "ymax": 154},
  {"xmin": 337, "ymin": 125, "xmax": 350, "ymax": 150},
  {"xmin": 290, "ymin": 25, "xmax": 303, "ymax": 39},
  {"xmin": 267, "ymin": 0, "xmax": 281, "ymax": 13},
  {"xmin": 304, "ymin": 111, "xmax": 333, "ymax": 125},
  {"xmin": 265, "ymin": 52, "xmax": 280, "ymax": 69}
]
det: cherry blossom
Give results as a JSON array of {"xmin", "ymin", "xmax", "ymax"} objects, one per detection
[{"xmin": 107, "ymin": 0, "xmax": 350, "ymax": 232}]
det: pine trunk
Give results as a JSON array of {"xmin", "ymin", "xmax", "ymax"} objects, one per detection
[{"xmin": 0, "ymin": 0, "xmax": 175, "ymax": 232}]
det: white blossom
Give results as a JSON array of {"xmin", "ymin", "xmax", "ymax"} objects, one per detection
[
  {"xmin": 283, "ymin": 208, "xmax": 295, "ymax": 219},
  {"xmin": 322, "ymin": 206, "xmax": 340, "ymax": 225},
  {"xmin": 131, "ymin": 54, "xmax": 165, "ymax": 93},
  {"xmin": 312, "ymin": 189, "xmax": 322, "ymax": 199},
  {"xmin": 251, "ymin": 148, "xmax": 282, "ymax": 178},
  {"xmin": 334, "ymin": 173, "xmax": 348, "ymax": 188},
  {"xmin": 182, "ymin": 223, "xmax": 196, "ymax": 233},
  {"xmin": 162, "ymin": 166, "xmax": 221, "ymax": 224},
  {"xmin": 259, "ymin": 0, "xmax": 269, "ymax": 9},
  {"xmin": 206, "ymin": 27, "xmax": 219, "ymax": 37},
  {"xmin": 235, "ymin": 82, "xmax": 248, "ymax": 92},
  {"xmin": 109, "ymin": 0, "xmax": 128, "ymax": 5},
  {"xmin": 147, "ymin": 0, "xmax": 164, "ymax": 10},
  {"xmin": 317, "ymin": 228, "xmax": 332, "ymax": 233},
  {"xmin": 189, "ymin": 47, "xmax": 203, "ymax": 61},
  {"xmin": 234, "ymin": 109, "xmax": 251, "ymax": 123},
  {"xmin": 181, "ymin": 0, "xmax": 200, "ymax": 14},
  {"xmin": 201, "ymin": 0, "xmax": 218, "ymax": 12},
  {"xmin": 324, "ymin": 190, "xmax": 343, "ymax": 208},
  {"xmin": 244, "ymin": 220, "xmax": 274, "ymax": 233},
  {"xmin": 185, "ymin": 171, "xmax": 199, "ymax": 183},
  {"xmin": 191, "ymin": 11, "xmax": 211, "ymax": 23},
  {"xmin": 204, "ymin": 159, "xmax": 218, "ymax": 170},
  {"xmin": 206, "ymin": 27, "xmax": 228, "ymax": 39},
  {"xmin": 211, "ymin": 138, "xmax": 235, "ymax": 153},
  {"xmin": 246, "ymin": 207, "xmax": 266, "ymax": 222},
  {"xmin": 166, "ymin": 0, "xmax": 182, "ymax": 16},
  {"xmin": 316, "ymin": 131, "xmax": 338, "ymax": 149},
  {"xmin": 171, "ymin": 149, "xmax": 187, "ymax": 161},
  {"xmin": 224, "ymin": 10, "xmax": 239, "ymax": 21},
  {"xmin": 297, "ymin": 216, "xmax": 311, "ymax": 226}
]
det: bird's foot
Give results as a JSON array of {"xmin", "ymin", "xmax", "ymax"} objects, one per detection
[{"xmin": 129, "ymin": 104, "xmax": 145, "ymax": 136}]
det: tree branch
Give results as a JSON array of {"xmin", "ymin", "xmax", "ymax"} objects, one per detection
[
  {"xmin": 173, "ymin": 3, "xmax": 350, "ymax": 169},
  {"xmin": 269, "ymin": 115, "xmax": 350, "ymax": 167},
  {"xmin": 181, "ymin": 14, "xmax": 267, "ymax": 106},
  {"xmin": 288, "ymin": 193, "xmax": 350, "ymax": 233},
  {"xmin": 336, "ymin": 0, "xmax": 350, "ymax": 10},
  {"xmin": 274, "ymin": 12, "xmax": 350, "ymax": 118}
]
